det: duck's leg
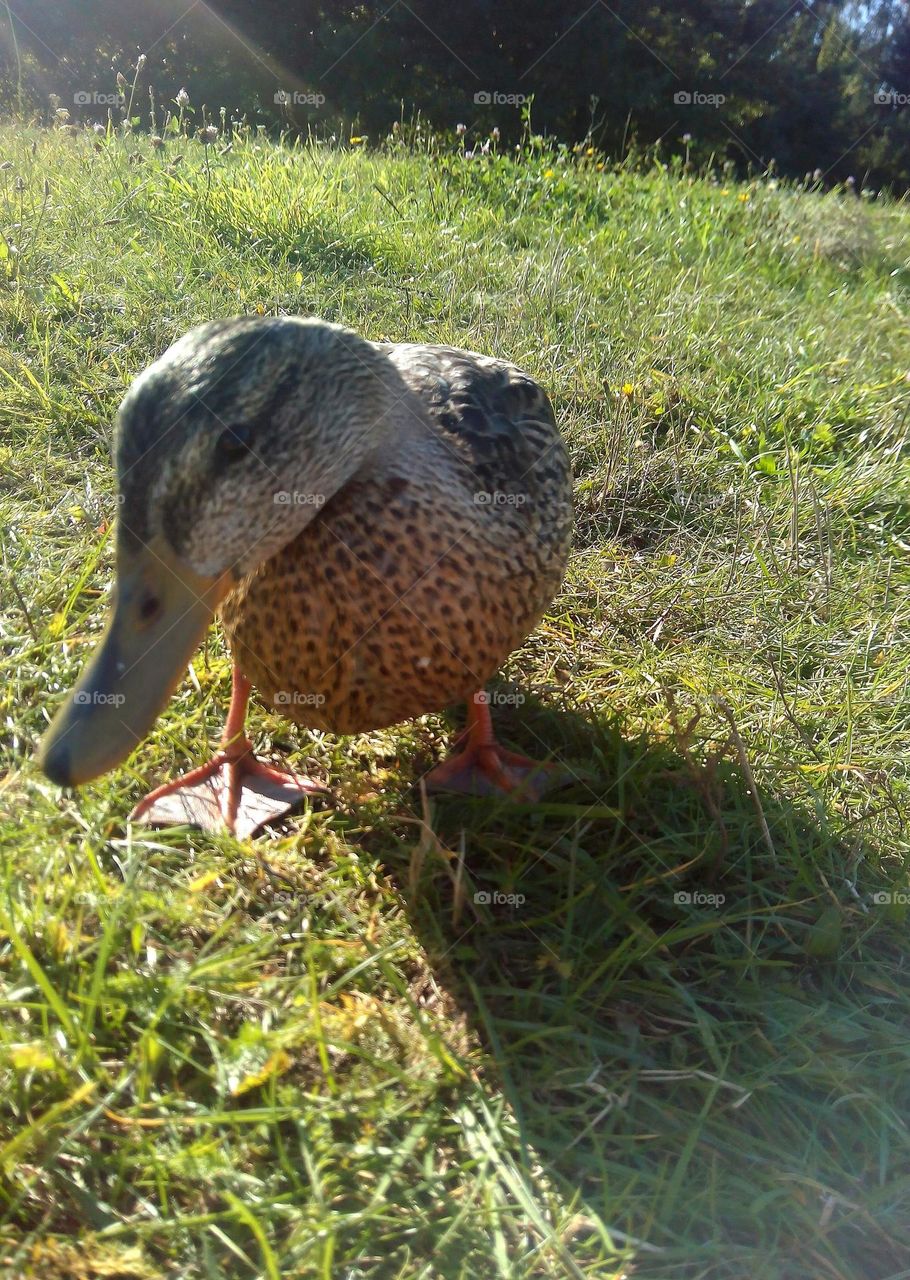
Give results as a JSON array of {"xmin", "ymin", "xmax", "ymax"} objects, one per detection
[
  {"xmin": 129, "ymin": 667, "xmax": 323, "ymax": 838},
  {"xmin": 425, "ymin": 695, "xmax": 567, "ymax": 802}
]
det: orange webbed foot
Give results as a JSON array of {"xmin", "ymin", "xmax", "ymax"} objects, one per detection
[
  {"xmin": 425, "ymin": 694, "xmax": 571, "ymax": 803},
  {"xmin": 128, "ymin": 667, "xmax": 324, "ymax": 838}
]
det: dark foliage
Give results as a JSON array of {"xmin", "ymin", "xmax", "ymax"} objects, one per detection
[{"xmin": 4, "ymin": 0, "xmax": 910, "ymax": 187}]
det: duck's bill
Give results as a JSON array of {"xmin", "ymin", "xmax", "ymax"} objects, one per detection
[{"xmin": 38, "ymin": 539, "xmax": 232, "ymax": 788}]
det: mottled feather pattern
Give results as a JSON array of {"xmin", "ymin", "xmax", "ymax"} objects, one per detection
[{"xmin": 218, "ymin": 330, "xmax": 573, "ymax": 734}]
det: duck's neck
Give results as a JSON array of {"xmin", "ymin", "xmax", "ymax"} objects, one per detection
[{"xmin": 232, "ymin": 334, "xmax": 408, "ymax": 576}]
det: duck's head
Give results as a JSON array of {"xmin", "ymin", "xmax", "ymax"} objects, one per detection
[{"xmin": 38, "ymin": 315, "xmax": 398, "ymax": 788}]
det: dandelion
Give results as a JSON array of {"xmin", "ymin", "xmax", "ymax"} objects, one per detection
[
  {"xmin": 491, "ymin": 126, "xmax": 500, "ymax": 142},
  {"xmin": 456, "ymin": 122, "xmax": 466, "ymax": 136},
  {"xmin": 481, "ymin": 139, "xmax": 490, "ymax": 155},
  {"xmin": 176, "ymin": 88, "xmax": 190, "ymax": 108},
  {"xmin": 621, "ymin": 383, "xmax": 635, "ymax": 396},
  {"xmin": 116, "ymin": 72, "xmax": 127, "ymax": 91},
  {"xmin": 136, "ymin": 54, "xmax": 147, "ymax": 70},
  {"xmin": 681, "ymin": 132, "xmax": 692, "ymax": 144},
  {"xmin": 812, "ymin": 168, "xmax": 823, "ymax": 182},
  {"xmin": 392, "ymin": 120, "xmax": 400, "ymax": 132},
  {"xmin": 54, "ymin": 108, "xmax": 70, "ymax": 123},
  {"xmin": 92, "ymin": 122, "xmax": 105, "ymax": 136},
  {"xmin": 719, "ymin": 188, "xmax": 730, "ymax": 196},
  {"xmin": 543, "ymin": 167, "xmax": 554, "ymax": 178},
  {"xmin": 198, "ymin": 124, "xmax": 218, "ymax": 145},
  {"xmin": 349, "ymin": 135, "xmax": 366, "ymax": 145},
  {"xmin": 738, "ymin": 191, "xmax": 749, "ymax": 202},
  {"xmin": 585, "ymin": 145, "xmax": 595, "ymax": 156},
  {"xmin": 846, "ymin": 174, "xmax": 855, "ymax": 187},
  {"xmin": 150, "ymin": 134, "xmax": 164, "ymax": 149}
]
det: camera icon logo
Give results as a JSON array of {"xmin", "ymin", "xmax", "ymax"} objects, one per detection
[
  {"xmin": 474, "ymin": 891, "xmax": 491, "ymax": 904},
  {"xmin": 274, "ymin": 90, "xmax": 291, "ymax": 105},
  {"xmin": 474, "ymin": 91, "xmax": 491, "ymax": 105},
  {"xmin": 674, "ymin": 91, "xmax": 692, "ymax": 105},
  {"xmin": 74, "ymin": 91, "xmax": 91, "ymax": 105}
]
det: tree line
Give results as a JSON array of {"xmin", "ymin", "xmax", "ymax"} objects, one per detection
[{"xmin": 5, "ymin": 0, "xmax": 910, "ymax": 188}]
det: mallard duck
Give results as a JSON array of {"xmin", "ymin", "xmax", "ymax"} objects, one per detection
[{"xmin": 38, "ymin": 317, "xmax": 573, "ymax": 836}]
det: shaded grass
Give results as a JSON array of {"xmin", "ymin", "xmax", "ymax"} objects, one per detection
[{"xmin": 1, "ymin": 125, "xmax": 910, "ymax": 1277}]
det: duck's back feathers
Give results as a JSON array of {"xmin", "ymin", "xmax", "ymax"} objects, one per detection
[{"xmin": 381, "ymin": 342, "xmax": 573, "ymax": 562}]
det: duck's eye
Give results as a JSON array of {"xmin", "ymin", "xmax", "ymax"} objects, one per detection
[
  {"xmin": 215, "ymin": 424, "xmax": 252, "ymax": 460},
  {"xmin": 137, "ymin": 592, "xmax": 161, "ymax": 625}
]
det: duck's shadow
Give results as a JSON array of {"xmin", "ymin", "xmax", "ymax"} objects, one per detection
[{"xmin": 375, "ymin": 689, "xmax": 892, "ymax": 1273}]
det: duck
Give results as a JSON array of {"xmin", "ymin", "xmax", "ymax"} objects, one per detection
[{"xmin": 38, "ymin": 316, "xmax": 574, "ymax": 836}]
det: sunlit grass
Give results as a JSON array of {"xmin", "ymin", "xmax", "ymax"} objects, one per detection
[{"xmin": 1, "ymin": 123, "xmax": 910, "ymax": 1278}]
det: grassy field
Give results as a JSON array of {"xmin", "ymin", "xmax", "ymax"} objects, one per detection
[{"xmin": 1, "ymin": 119, "xmax": 910, "ymax": 1279}]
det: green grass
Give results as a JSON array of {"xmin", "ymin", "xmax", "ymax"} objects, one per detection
[{"xmin": 1, "ymin": 122, "xmax": 910, "ymax": 1279}]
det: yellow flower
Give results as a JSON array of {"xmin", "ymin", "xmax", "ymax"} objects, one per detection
[
  {"xmin": 720, "ymin": 188, "xmax": 730, "ymax": 196},
  {"xmin": 543, "ymin": 168, "xmax": 554, "ymax": 178},
  {"xmin": 349, "ymin": 135, "xmax": 365, "ymax": 145},
  {"xmin": 621, "ymin": 382, "xmax": 635, "ymax": 396},
  {"xmin": 738, "ymin": 191, "xmax": 750, "ymax": 202},
  {"xmin": 586, "ymin": 146, "xmax": 594, "ymax": 156},
  {"xmin": 596, "ymin": 162, "xmax": 604, "ymax": 171}
]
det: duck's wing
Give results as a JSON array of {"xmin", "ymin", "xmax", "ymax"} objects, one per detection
[{"xmin": 381, "ymin": 342, "xmax": 573, "ymax": 559}]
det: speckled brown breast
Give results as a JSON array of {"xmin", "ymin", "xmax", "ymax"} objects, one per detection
[{"xmin": 218, "ymin": 343, "xmax": 573, "ymax": 734}]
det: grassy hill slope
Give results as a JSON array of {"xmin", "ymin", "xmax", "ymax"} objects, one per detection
[{"xmin": 1, "ymin": 125, "xmax": 909, "ymax": 1278}]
